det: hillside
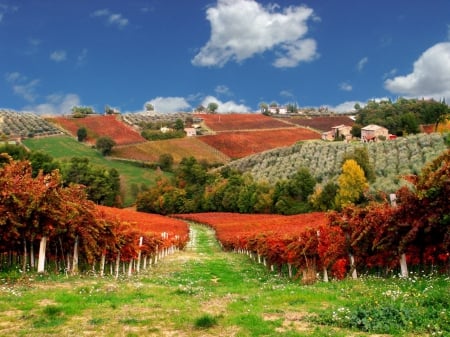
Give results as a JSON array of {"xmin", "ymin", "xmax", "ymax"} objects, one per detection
[
  {"xmin": 198, "ymin": 128, "xmax": 321, "ymax": 159},
  {"xmin": 225, "ymin": 132, "xmax": 448, "ymax": 193},
  {"xmin": 287, "ymin": 115, "xmax": 355, "ymax": 132},
  {"xmin": 112, "ymin": 137, "xmax": 230, "ymax": 165},
  {"xmin": 196, "ymin": 113, "xmax": 292, "ymax": 131},
  {"xmin": 48, "ymin": 114, "xmax": 146, "ymax": 146},
  {"xmin": 22, "ymin": 135, "xmax": 168, "ymax": 206}
]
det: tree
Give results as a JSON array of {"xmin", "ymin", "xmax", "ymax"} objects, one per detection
[
  {"xmin": 342, "ymin": 147, "xmax": 376, "ymax": 182},
  {"xmin": 174, "ymin": 118, "xmax": 184, "ymax": 131},
  {"xmin": 159, "ymin": 153, "xmax": 174, "ymax": 171},
  {"xmin": 96, "ymin": 137, "xmax": 116, "ymax": 156},
  {"xmin": 286, "ymin": 103, "xmax": 298, "ymax": 114},
  {"xmin": 145, "ymin": 103, "xmax": 154, "ymax": 112},
  {"xmin": 335, "ymin": 159, "xmax": 368, "ymax": 209},
  {"xmin": 71, "ymin": 106, "xmax": 94, "ymax": 117},
  {"xmin": 77, "ymin": 127, "xmax": 88, "ymax": 142},
  {"xmin": 259, "ymin": 102, "xmax": 269, "ymax": 114},
  {"xmin": 207, "ymin": 102, "xmax": 219, "ymax": 113}
]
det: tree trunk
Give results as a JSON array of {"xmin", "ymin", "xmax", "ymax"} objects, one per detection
[
  {"xmin": 115, "ymin": 252, "xmax": 120, "ymax": 279},
  {"xmin": 30, "ymin": 238, "xmax": 35, "ymax": 269},
  {"xmin": 323, "ymin": 267, "xmax": 329, "ymax": 282},
  {"xmin": 72, "ymin": 235, "xmax": 79, "ymax": 275},
  {"xmin": 349, "ymin": 254, "xmax": 358, "ymax": 279},
  {"xmin": 37, "ymin": 236, "xmax": 48, "ymax": 273},
  {"xmin": 400, "ymin": 253, "xmax": 408, "ymax": 278},
  {"xmin": 100, "ymin": 254, "xmax": 106, "ymax": 277},
  {"xmin": 22, "ymin": 239, "xmax": 28, "ymax": 272}
]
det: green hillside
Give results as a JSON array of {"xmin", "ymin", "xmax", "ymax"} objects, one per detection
[
  {"xmin": 22, "ymin": 135, "xmax": 169, "ymax": 206},
  {"xmin": 225, "ymin": 133, "xmax": 448, "ymax": 194}
]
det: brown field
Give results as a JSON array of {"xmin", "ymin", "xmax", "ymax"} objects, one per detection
[
  {"xmin": 287, "ymin": 116, "xmax": 355, "ymax": 132},
  {"xmin": 198, "ymin": 128, "xmax": 321, "ymax": 159},
  {"xmin": 197, "ymin": 113, "xmax": 292, "ymax": 131},
  {"xmin": 49, "ymin": 115, "xmax": 146, "ymax": 146},
  {"xmin": 112, "ymin": 137, "xmax": 231, "ymax": 164}
]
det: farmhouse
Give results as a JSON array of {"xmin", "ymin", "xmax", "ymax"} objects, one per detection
[
  {"xmin": 268, "ymin": 106, "xmax": 288, "ymax": 114},
  {"xmin": 361, "ymin": 124, "xmax": 389, "ymax": 142},
  {"xmin": 184, "ymin": 127, "xmax": 196, "ymax": 137},
  {"xmin": 322, "ymin": 124, "xmax": 352, "ymax": 141}
]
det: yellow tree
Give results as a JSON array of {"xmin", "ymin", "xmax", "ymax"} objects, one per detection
[{"xmin": 335, "ymin": 159, "xmax": 368, "ymax": 209}]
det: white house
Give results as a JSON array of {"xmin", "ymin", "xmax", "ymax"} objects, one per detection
[{"xmin": 184, "ymin": 127, "xmax": 196, "ymax": 137}]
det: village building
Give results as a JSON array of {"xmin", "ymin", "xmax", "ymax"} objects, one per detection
[
  {"xmin": 361, "ymin": 124, "xmax": 389, "ymax": 142},
  {"xmin": 184, "ymin": 127, "xmax": 196, "ymax": 137},
  {"xmin": 322, "ymin": 124, "xmax": 352, "ymax": 141}
]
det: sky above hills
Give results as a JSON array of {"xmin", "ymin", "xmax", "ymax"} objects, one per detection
[{"xmin": 1, "ymin": 0, "xmax": 449, "ymax": 114}]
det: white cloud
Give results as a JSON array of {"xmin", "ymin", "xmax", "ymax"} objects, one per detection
[
  {"xmin": 357, "ymin": 57, "xmax": 368, "ymax": 71},
  {"xmin": 145, "ymin": 97, "xmax": 191, "ymax": 113},
  {"xmin": 91, "ymin": 9, "xmax": 129, "ymax": 28},
  {"xmin": 25, "ymin": 93, "xmax": 81, "ymax": 115},
  {"xmin": 382, "ymin": 68, "xmax": 397, "ymax": 80},
  {"xmin": 192, "ymin": 0, "xmax": 318, "ymax": 68},
  {"xmin": 5, "ymin": 72, "xmax": 39, "ymax": 102},
  {"xmin": 447, "ymin": 24, "xmax": 450, "ymax": 40},
  {"xmin": 384, "ymin": 42, "xmax": 450, "ymax": 101},
  {"xmin": 50, "ymin": 50, "xmax": 67, "ymax": 62},
  {"xmin": 201, "ymin": 95, "xmax": 251, "ymax": 113},
  {"xmin": 280, "ymin": 90, "xmax": 294, "ymax": 98},
  {"xmin": 339, "ymin": 82, "xmax": 352, "ymax": 92}
]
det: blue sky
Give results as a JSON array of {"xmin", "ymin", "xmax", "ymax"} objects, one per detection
[{"xmin": 1, "ymin": 0, "xmax": 449, "ymax": 114}]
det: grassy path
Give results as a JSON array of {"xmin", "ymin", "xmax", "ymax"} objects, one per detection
[{"xmin": 0, "ymin": 224, "xmax": 441, "ymax": 336}]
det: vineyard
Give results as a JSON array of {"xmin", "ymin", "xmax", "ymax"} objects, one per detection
[
  {"xmin": 197, "ymin": 113, "xmax": 292, "ymax": 131},
  {"xmin": 176, "ymin": 146, "xmax": 449, "ymax": 281},
  {"xmin": 226, "ymin": 132, "xmax": 448, "ymax": 193},
  {"xmin": 198, "ymin": 128, "xmax": 321, "ymax": 159},
  {"xmin": 0, "ymin": 155, "xmax": 188, "ymax": 276},
  {"xmin": 287, "ymin": 115, "xmax": 355, "ymax": 132},
  {"xmin": 48, "ymin": 115, "xmax": 146, "ymax": 146}
]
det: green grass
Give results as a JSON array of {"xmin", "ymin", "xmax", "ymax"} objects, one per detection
[
  {"xmin": 22, "ymin": 135, "xmax": 169, "ymax": 206},
  {"xmin": 0, "ymin": 224, "xmax": 448, "ymax": 336}
]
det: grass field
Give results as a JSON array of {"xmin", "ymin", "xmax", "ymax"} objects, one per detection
[
  {"xmin": 22, "ymin": 135, "xmax": 167, "ymax": 206},
  {"xmin": 112, "ymin": 137, "xmax": 230, "ymax": 165},
  {"xmin": 0, "ymin": 224, "xmax": 448, "ymax": 337}
]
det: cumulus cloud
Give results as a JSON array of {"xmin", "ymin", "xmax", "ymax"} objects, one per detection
[
  {"xmin": 357, "ymin": 57, "xmax": 368, "ymax": 71},
  {"xmin": 24, "ymin": 93, "xmax": 81, "ymax": 115},
  {"xmin": 5, "ymin": 72, "xmax": 39, "ymax": 102},
  {"xmin": 201, "ymin": 95, "xmax": 251, "ymax": 113},
  {"xmin": 192, "ymin": 0, "xmax": 318, "ymax": 68},
  {"xmin": 91, "ymin": 9, "xmax": 129, "ymax": 28},
  {"xmin": 50, "ymin": 50, "xmax": 67, "ymax": 62},
  {"xmin": 384, "ymin": 42, "xmax": 450, "ymax": 101},
  {"xmin": 144, "ymin": 97, "xmax": 191, "ymax": 113}
]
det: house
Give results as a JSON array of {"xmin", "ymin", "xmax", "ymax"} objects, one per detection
[
  {"xmin": 268, "ymin": 106, "xmax": 288, "ymax": 114},
  {"xmin": 184, "ymin": 127, "xmax": 196, "ymax": 137},
  {"xmin": 331, "ymin": 124, "xmax": 352, "ymax": 140},
  {"xmin": 361, "ymin": 124, "xmax": 389, "ymax": 142},
  {"xmin": 322, "ymin": 124, "xmax": 352, "ymax": 141}
]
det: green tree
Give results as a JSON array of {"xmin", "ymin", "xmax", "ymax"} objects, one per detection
[
  {"xmin": 310, "ymin": 181, "xmax": 338, "ymax": 211},
  {"xmin": 207, "ymin": 102, "xmax": 219, "ymax": 113},
  {"xmin": 342, "ymin": 147, "xmax": 376, "ymax": 182},
  {"xmin": 259, "ymin": 102, "xmax": 269, "ymax": 114},
  {"xmin": 96, "ymin": 137, "xmax": 116, "ymax": 156},
  {"xmin": 77, "ymin": 127, "xmax": 88, "ymax": 142},
  {"xmin": 335, "ymin": 159, "xmax": 368, "ymax": 209},
  {"xmin": 159, "ymin": 153, "xmax": 174, "ymax": 171},
  {"xmin": 174, "ymin": 118, "xmax": 184, "ymax": 131}
]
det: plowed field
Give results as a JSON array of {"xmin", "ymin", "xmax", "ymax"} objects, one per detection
[
  {"xmin": 198, "ymin": 128, "xmax": 321, "ymax": 158},
  {"xmin": 50, "ymin": 115, "xmax": 146, "ymax": 146}
]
